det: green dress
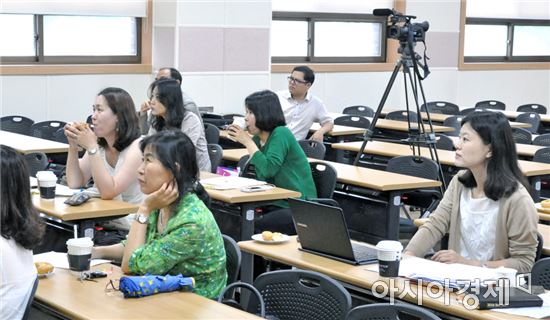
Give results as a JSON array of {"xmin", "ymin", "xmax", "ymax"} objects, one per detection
[
  {"xmin": 251, "ymin": 126, "xmax": 317, "ymax": 207},
  {"xmin": 127, "ymin": 193, "xmax": 227, "ymax": 298}
]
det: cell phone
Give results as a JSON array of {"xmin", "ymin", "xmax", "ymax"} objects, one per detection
[{"xmin": 240, "ymin": 185, "xmax": 274, "ymax": 193}]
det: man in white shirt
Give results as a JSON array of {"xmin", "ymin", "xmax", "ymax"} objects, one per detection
[{"xmin": 276, "ymin": 66, "xmax": 333, "ymax": 141}]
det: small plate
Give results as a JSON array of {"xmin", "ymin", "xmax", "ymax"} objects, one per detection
[
  {"xmin": 37, "ymin": 268, "xmax": 55, "ymax": 278},
  {"xmin": 252, "ymin": 233, "xmax": 290, "ymax": 244}
]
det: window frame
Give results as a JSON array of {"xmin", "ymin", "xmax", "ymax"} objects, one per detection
[
  {"xmin": 272, "ymin": 11, "xmax": 387, "ymax": 64},
  {"xmin": 464, "ymin": 17, "xmax": 550, "ymax": 63}
]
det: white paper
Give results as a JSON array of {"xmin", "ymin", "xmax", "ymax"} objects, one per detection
[
  {"xmin": 492, "ymin": 292, "xmax": 550, "ymax": 318},
  {"xmin": 201, "ymin": 176, "xmax": 267, "ymax": 190},
  {"xmin": 33, "ymin": 251, "xmax": 110, "ymax": 269}
]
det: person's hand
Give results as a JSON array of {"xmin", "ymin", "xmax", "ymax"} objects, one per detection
[
  {"xmin": 140, "ymin": 101, "xmax": 151, "ymax": 115},
  {"xmin": 309, "ymin": 130, "xmax": 325, "ymax": 142},
  {"xmin": 227, "ymin": 124, "xmax": 253, "ymax": 146},
  {"xmin": 431, "ymin": 249, "xmax": 466, "ymax": 264},
  {"xmin": 141, "ymin": 180, "xmax": 179, "ymax": 213},
  {"xmin": 64, "ymin": 123, "xmax": 98, "ymax": 150},
  {"xmin": 64, "ymin": 123, "xmax": 80, "ymax": 148}
]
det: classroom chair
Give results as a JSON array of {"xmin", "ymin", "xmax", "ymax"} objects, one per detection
[
  {"xmin": 516, "ymin": 112, "xmax": 541, "ymax": 134},
  {"xmin": 204, "ymin": 123, "xmax": 220, "ymax": 145},
  {"xmin": 475, "ymin": 100, "xmax": 506, "ymax": 110},
  {"xmin": 22, "ymin": 276, "xmax": 39, "ymax": 320},
  {"xmin": 385, "ymin": 110, "xmax": 418, "ymax": 122},
  {"xmin": 346, "ymin": 303, "xmax": 441, "ymax": 320},
  {"xmin": 442, "ymin": 115, "xmax": 463, "ymax": 136},
  {"xmin": 342, "ymin": 105, "xmax": 375, "ymax": 118},
  {"xmin": 517, "ymin": 103, "xmax": 547, "ymax": 115},
  {"xmin": 533, "ymin": 134, "xmax": 550, "ymax": 146},
  {"xmin": 419, "ymin": 134, "xmax": 455, "ymax": 151},
  {"xmin": 298, "ymin": 139, "xmax": 326, "ymax": 159},
  {"xmin": 23, "ymin": 152, "xmax": 49, "ymax": 177},
  {"xmin": 207, "ymin": 144, "xmax": 223, "ymax": 173},
  {"xmin": 512, "ymin": 127, "xmax": 533, "ymax": 144},
  {"xmin": 531, "ymin": 257, "xmax": 550, "ymax": 290},
  {"xmin": 420, "ymin": 101, "xmax": 459, "ymax": 115},
  {"xmin": 237, "ymin": 155, "xmax": 255, "ymax": 179},
  {"xmin": 0, "ymin": 115, "xmax": 35, "ymax": 136},
  {"xmin": 222, "ymin": 234, "xmax": 241, "ymax": 285},
  {"xmin": 308, "ymin": 161, "xmax": 339, "ymax": 207},
  {"xmin": 334, "ymin": 115, "xmax": 371, "ymax": 129},
  {"xmin": 533, "ymin": 147, "xmax": 550, "ymax": 199},
  {"xmin": 30, "ymin": 120, "xmax": 67, "ymax": 141}
]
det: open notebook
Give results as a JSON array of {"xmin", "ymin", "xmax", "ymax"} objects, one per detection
[{"xmin": 200, "ymin": 176, "xmax": 267, "ymax": 190}]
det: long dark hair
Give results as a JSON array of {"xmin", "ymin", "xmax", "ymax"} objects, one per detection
[
  {"xmin": 458, "ymin": 111, "xmax": 530, "ymax": 200},
  {"xmin": 245, "ymin": 90, "xmax": 286, "ymax": 132},
  {"xmin": 148, "ymin": 79, "xmax": 186, "ymax": 132},
  {"xmin": 140, "ymin": 130, "xmax": 209, "ymax": 205},
  {"xmin": 96, "ymin": 87, "xmax": 141, "ymax": 151},
  {"xmin": 1, "ymin": 146, "xmax": 45, "ymax": 249}
]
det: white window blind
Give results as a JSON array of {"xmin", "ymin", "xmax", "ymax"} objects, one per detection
[
  {"xmin": 466, "ymin": 0, "xmax": 550, "ymax": 20},
  {"xmin": 272, "ymin": 0, "xmax": 394, "ymax": 14},
  {"xmin": 0, "ymin": 0, "xmax": 147, "ymax": 17}
]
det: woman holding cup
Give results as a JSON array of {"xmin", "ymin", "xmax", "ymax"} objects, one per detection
[
  {"xmin": 92, "ymin": 130, "xmax": 227, "ymax": 299},
  {"xmin": 64, "ymin": 87, "xmax": 143, "ymax": 231},
  {"xmin": 404, "ymin": 111, "xmax": 538, "ymax": 274}
]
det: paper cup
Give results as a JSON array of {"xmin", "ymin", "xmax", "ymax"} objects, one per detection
[
  {"xmin": 66, "ymin": 237, "xmax": 94, "ymax": 273},
  {"xmin": 232, "ymin": 116, "xmax": 246, "ymax": 129},
  {"xmin": 36, "ymin": 171, "xmax": 57, "ymax": 200},
  {"xmin": 376, "ymin": 240, "xmax": 403, "ymax": 277}
]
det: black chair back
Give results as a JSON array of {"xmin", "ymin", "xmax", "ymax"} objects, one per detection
[
  {"xmin": 342, "ymin": 105, "xmax": 375, "ymax": 117},
  {"xmin": 420, "ymin": 134, "xmax": 455, "ymax": 151},
  {"xmin": 532, "ymin": 257, "xmax": 550, "ymax": 290},
  {"xmin": 533, "ymin": 147, "xmax": 550, "ymax": 164},
  {"xmin": 0, "ymin": 115, "xmax": 34, "ymax": 135},
  {"xmin": 516, "ymin": 112, "xmax": 541, "ymax": 134},
  {"xmin": 421, "ymin": 101, "xmax": 459, "ymax": 115},
  {"xmin": 459, "ymin": 107, "xmax": 487, "ymax": 116},
  {"xmin": 536, "ymin": 231, "xmax": 544, "ymax": 261},
  {"xmin": 30, "ymin": 120, "xmax": 67, "ymax": 141},
  {"xmin": 517, "ymin": 103, "xmax": 547, "ymax": 114},
  {"xmin": 334, "ymin": 115, "xmax": 370, "ymax": 129},
  {"xmin": 237, "ymin": 155, "xmax": 255, "ymax": 178},
  {"xmin": 512, "ymin": 127, "xmax": 532, "ymax": 144},
  {"xmin": 475, "ymin": 100, "xmax": 505, "ymax": 110},
  {"xmin": 310, "ymin": 161, "xmax": 337, "ymax": 199},
  {"xmin": 22, "ymin": 276, "xmax": 39, "ymax": 320},
  {"xmin": 442, "ymin": 115, "xmax": 464, "ymax": 136},
  {"xmin": 23, "ymin": 152, "xmax": 49, "ymax": 177},
  {"xmin": 247, "ymin": 269, "xmax": 352, "ymax": 320},
  {"xmin": 222, "ymin": 234, "xmax": 241, "ymax": 285},
  {"xmin": 298, "ymin": 140, "xmax": 326, "ymax": 160},
  {"xmin": 207, "ymin": 144, "xmax": 223, "ymax": 173},
  {"xmin": 385, "ymin": 110, "xmax": 418, "ymax": 122},
  {"xmin": 387, "ymin": 156, "xmax": 439, "ymax": 181},
  {"xmin": 533, "ymin": 134, "xmax": 550, "ymax": 146},
  {"xmin": 204, "ymin": 123, "xmax": 220, "ymax": 145},
  {"xmin": 346, "ymin": 303, "xmax": 441, "ymax": 320}
]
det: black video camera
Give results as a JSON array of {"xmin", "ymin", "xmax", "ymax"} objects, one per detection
[{"xmin": 373, "ymin": 8, "xmax": 429, "ymax": 43}]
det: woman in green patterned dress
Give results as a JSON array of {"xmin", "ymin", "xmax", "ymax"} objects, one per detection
[{"xmin": 92, "ymin": 130, "xmax": 227, "ymax": 298}]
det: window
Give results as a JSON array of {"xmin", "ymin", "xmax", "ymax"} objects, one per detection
[
  {"xmin": 271, "ymin": 12, "xmax": 386, "ymax": 63},
  {"xmin": 0, "ymin": 13, "xmax": 141, "ymax": 64},
  {"xmin": 464, "ymin": 18, "xmax": 550, "ymax": 62}
]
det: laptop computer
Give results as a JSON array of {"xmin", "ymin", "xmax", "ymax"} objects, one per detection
[{"xmin": 288, "ymin": 198, "xmax": 378, "ymax": 265}]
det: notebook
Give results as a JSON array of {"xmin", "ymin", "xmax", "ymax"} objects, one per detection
[{"xmin": 288, "ymin": 198, "xmax": 378, "ymax": 265}]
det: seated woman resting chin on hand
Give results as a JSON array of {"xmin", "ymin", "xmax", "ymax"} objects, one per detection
[{"xmin": 92, "ymin": 130, "xmax": 227, "ymax": 299}]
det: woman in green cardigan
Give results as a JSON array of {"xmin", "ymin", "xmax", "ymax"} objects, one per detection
[{"xmin": 227, "ymin": 90, "xmax": 317, "ymax": 235}]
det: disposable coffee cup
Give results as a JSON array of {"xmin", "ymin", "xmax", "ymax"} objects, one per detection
[
  {"xmin": 36, "ymin": 171, "xmax": 57, "ymax": 200},
  {"xmin": 495, "ymin": 267, "xmax": 517, "ymax": 287},
  {"xmin": 66, "ymin": 237, "xmax": 94, "ymax": 273},
  {"xmin": 376, "ymin": 240, "xmax": 403, "ymax": 277},
  {"xmin": 232, "ymin": 116, "xmax": 246, "ymax": 129}
]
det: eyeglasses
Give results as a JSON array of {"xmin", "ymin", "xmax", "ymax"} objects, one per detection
[{"xmin": 287, "ymin": 76, "xmax": 308, "ymax": 85}]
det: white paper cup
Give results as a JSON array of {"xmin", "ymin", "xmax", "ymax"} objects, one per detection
[
  {"xmin": 232, "ymin": 116, "xmax": 246, "ymax": 129},
  {"xmin": 66, "ymin": 237, "xmax": 94, "ymax": 273},
  {"xmin": 376, "ymin": 240, "xmax": 403, "ymax": 277},
  {"xmin": 495, "ymin": 267, "xmax": 517, "ymax": 287},
  {"xmin": 36, "ymin": 171, "xmax": 57, "ymax": 200}
]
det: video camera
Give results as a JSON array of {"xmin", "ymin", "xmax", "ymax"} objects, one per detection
[{"xmin": 373, "ymin": 8, "xmax": 429, "ymax": 43}]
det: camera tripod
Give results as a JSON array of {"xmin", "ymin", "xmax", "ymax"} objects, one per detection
[{"xmin": 352, "ymin": 40, "xmax": 447, "ymax": 192}]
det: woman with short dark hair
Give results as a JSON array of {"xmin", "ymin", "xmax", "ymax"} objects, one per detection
[
  {"xmin": 227, "ymin": 90, "xmax": 317, "ymax": 234},
  {"xmin": 405, "ymin": 111, "xmax": 538, "ymax": 273},
  {"xmin": 1, "ymin": 145, "xmax": 45, "ymax": 319}
]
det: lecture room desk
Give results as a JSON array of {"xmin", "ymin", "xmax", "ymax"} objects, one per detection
[
  {"xmin": 0, "ymin": 130, "xmax": 69, "ymax": 154},
  {"xmin": 447, "ymin": 136, "xmax": 545, "ymax": 159},
  {"xmin": 32, "ymin": 194, "xmax": 138, "ymax": 238},
  {"xmin": 239, "ymin": 238, "xmax": 535, "ymax": 320},
  {"xmin": 416, "ymin": 112, "xmax": 533, "ymax": 129},
  {"xmin": 34, "ymin": 264, "xmax": 261, "ymax": 319}
]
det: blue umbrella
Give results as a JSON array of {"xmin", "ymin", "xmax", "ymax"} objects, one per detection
[{"xmin": 119, "ymin": 274, "xmax": 195, "ymax": 298}]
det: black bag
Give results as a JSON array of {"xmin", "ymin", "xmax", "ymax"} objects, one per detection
[{"xmin": 93, "ymin": 228, "xmax": 128, "ymax": 246}]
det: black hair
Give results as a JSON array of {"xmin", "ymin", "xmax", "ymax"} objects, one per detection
[
  {"xmin": 96, "ymin": 87, "xmax": 141, "ymax": 152},
  {"xmin": 148, "ymin": 79, "xmax": 186, "ymax": 132},
  {"xmin": 245, "ymin": 90, "xmax": 286, "ymax": 133},
  {"xmin": 140, "ymin": 130, "xmax": 210, "ymax": 205},
  {"xmin": 292, "ymin": 65, "xmax": 315, "ymax": 84},
  {"xmin": 158, "ymin": 67, "xmax": 183, "ymax": 84},
  {"xmin": 457, "ymin": 111, "xmax": 530, "ymax": 200},
  {"xmin": 1, "ymin": 145, "xmax": 45, "ymax": 250}
]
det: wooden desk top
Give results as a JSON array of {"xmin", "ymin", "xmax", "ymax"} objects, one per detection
[
  {"xmin": 220, "ymin": 151, "xmax": 441, "ymax": 191},
  {"xmin": 32, "ymin": 195, "xmax": 138, "ymax": 221},
  {"xmin": 536, "ymin": 204, "xmax": 550, "ymax": 222},
  {"xmin": 313, "ymin": 119, "xmax": 455, "ymax": 134},
  {"xmin": 35, "ymin": 264, "xmax": 261, "ymax": 319},
  {"xmin": 0, "ymin": 130, "xmax": 69, "ymax": 154},
  {"xmin": 500, "ymin": 110, "xmax": 550, "ymax": 124},
  {"xmin": 239, "ymin": 238, "xmax": 528, "ymax": 320},
  {"xmin": 200, "ymin": 171, "xmax": 301, "ymax": 204},
  {"xmin": 331, "ymin": 140, "xmax": 550, "ymax": 177}
]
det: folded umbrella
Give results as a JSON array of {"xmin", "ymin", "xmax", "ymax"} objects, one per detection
[{"xmin": 119, "ymin": 274, "xmax": 195, "ymax": 298}]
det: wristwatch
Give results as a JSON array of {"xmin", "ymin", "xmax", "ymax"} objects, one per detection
[
  {"xmin": 134, "ymin": 214, "xmax": 149, "ymax": 224},
  {"xmin": 87, "ymin": 147, "xmax": 98, "ymax": 156}
]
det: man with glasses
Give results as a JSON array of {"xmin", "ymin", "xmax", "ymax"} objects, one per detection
[
  {"xmin": 139, "ymin": 67, "xmax": 203, "ymax": 134},
  {"xmin": 277, "ymin": 66, "xmax": 333, "ymax": 142}
]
